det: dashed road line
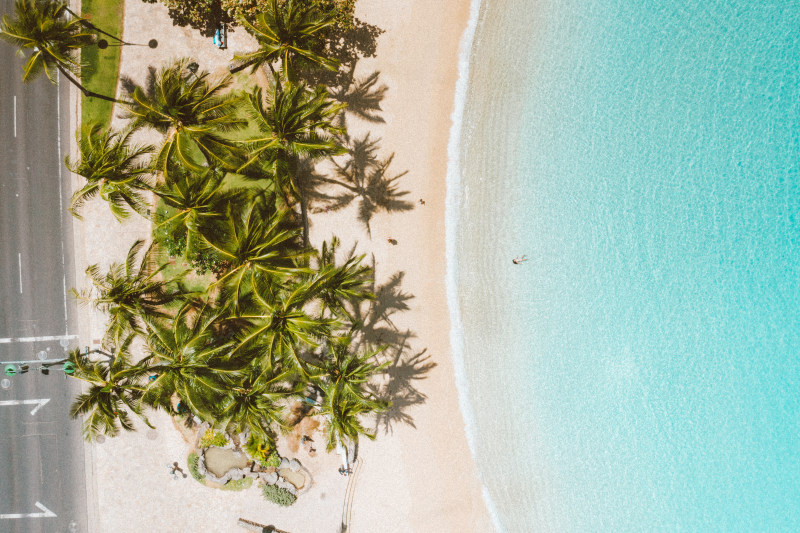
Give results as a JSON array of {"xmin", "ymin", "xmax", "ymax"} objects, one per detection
[{"xmin": 0, "ymin": 334, "xmax": 78, "ymax": 344}]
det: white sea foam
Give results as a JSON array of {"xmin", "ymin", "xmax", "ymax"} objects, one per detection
[{"xmin": 445, "ymin": 1, "xmax": 505, "ymax": 531}]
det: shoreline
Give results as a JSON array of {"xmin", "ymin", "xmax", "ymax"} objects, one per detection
[
  {"xmin": 336, "ymin": 0, "xmax": 493, "ymax": 530},
  {"xmin": 445, "ymin": 1, "xmax": 507, "ymax": 531},
  {"xmin": 69, "ymin": 0, "xmax": 492, "ymax": 531}
]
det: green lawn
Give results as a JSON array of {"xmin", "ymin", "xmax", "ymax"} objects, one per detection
[
  {"xmin": 153, "ymin": 240, "xmax": 214, "ymax": 295},
  {"xmin": 81, "ymin": 0, "xmax": 125, "ymax": 130}
]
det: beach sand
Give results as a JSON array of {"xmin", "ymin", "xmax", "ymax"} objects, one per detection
[{"xmin": 71, "ymin": 0, "xmax": 491, "ymax": 531}]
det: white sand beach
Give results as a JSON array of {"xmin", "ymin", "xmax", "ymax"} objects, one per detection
[{"xmin": 70, "ymin": 0, "xmax": 491, "ymax": 531}]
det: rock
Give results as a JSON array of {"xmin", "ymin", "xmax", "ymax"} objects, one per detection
[
  {"xmin": 260, "ymin": 471, "xmax": 278, "ymax": 484},
  {"xmin": 275, "ymin": 478, "xmax": 297, "ymax": 495}
]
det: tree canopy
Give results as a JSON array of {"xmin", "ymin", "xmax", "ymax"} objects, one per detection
[{"xmin": 141, "ymin": 0, "xmax": 355, "ymax": 37}]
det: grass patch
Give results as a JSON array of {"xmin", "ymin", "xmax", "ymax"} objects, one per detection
[
  {"xmin": 187, "ymin": 452, "xmax": 204, "ymax": 482},
  {"xmin": 154, "ymin": 244, "xmax": 211, "ymax": 295},
  {"xmin": 81, "ymin": 0, "xmax": 124, "ymax": 130},
  {"xmin": 221, "ymin": 477, "xmax": 254, "ymax": 491}
]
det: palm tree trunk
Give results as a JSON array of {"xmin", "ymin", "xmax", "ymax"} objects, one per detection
[
  {"xmin": 337, "ymin": 441, "xmax": 350, "ymax": 473},
  {"xmin": 228, "ymin": 59, "xmax": 263, "ymax": 75},
  {"xmin": 56, "ymin": 64, "xmax": 127, "ymax": 104},
  {"xmin": 300, "ymin": 192, "xmax": 310, "ymax": 248},
  {"xmin": 64, "ymin": 7, "xmax": 129, "ymax": 44}
]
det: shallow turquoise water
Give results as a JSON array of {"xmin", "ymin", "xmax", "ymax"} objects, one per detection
[{"xmin": 452, "ymin": 1, "xmax": 800, "ymax": 531}]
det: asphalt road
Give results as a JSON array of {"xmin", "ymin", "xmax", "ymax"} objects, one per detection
[{"xmin": 0, "ymin": 1, "xmax": 89, "ymax": 530}]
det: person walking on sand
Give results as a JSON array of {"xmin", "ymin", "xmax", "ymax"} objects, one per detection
[{"xmin": 512, "ymin": 255, "xmax": 528, "ymax": 264}]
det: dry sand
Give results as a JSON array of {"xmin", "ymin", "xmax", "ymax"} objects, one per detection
[{"xmin": 71, "ymin": 0, "xmax": 491, "ymax": 531}]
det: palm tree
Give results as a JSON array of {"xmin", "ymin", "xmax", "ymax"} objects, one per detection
[
  {"xmin": 238, "ymin": 80, "xmax": 345, "ymax": 245},
  {"xmin": 152, "ymin": 164, "xmax": 234, "ymax": 254},
  {"xmin": 217, "ymin": 360, "xmax": 301, "ymax": 443},
  {"xmin": 313, "ymin": 332, "xmax": 388, "ymax": 472},
  {"xmin": 230, "ymin": 0, "xmax": 339, "ymax": 80},
  {"xmin": 232, "ymin": 274, "xmax": 334, "ymax": 376},
  {"xmin": 66, "ymin": 123, "xmax": 154, "ymax": 220},
  {"xmin": 120, "ymin": 59, "xmax": 246, "ymax": 179},
  {"xmin": 315, "ymin": 333, "xmax": 388, "ymax": 410},
  {"xmin": 141, "ymin": 301, "xmax": 239, "ymax": 420},
  {"xmin": 66, "ymin": 335, "xmax": 152, "ymax": 442},
  {"xmin": 202, "ymin": 193, "xmax": 307, "ymax": 310},
  {"xmin": 311, "ymin": 237, "xmax": 374, "ymax": 321},
  {"xmin": 73, "ymin": 239, "xmax": 187, "ymax": 343},
  {"xmin": 318, "ymin": 388, "xmax": 385, "ymax": 473},
  {"xmin": 0, "ymin": 0, "xmax": 122, "ymax": 102}
]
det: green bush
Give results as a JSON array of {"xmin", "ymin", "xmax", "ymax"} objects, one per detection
[
  {"xmin": 222, "ymin": 476, "xmax": 254, "ymax": 491},
  {"xmin": 261, "ymin": 484, "xmax": 297, "ymax": 506},
  {"xmin": 199, "ymin": 429, "xmax": 227, "ymax": 449},
  {"xmin": 187, "ymin": 452, "xmax": 204, "ymax": 482},
  {"xmin": 265, "ymin": 451, "xmax": 281, "ymax": 468},
  {"xmin": 244, "ymin": 435, "xmax": 282, "ymax": 467}
]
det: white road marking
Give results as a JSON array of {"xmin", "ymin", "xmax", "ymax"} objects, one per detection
[
  {"xmin": 13, "ymin": 95, "xmax": 17, "ymax": 137},
  {"xmin": 56, "ymin": 71, "xmax": 68, "ymax": 328},
  {"xmin": 17, "ymin": 253, "xmax": 22, "ymax": 293},
  {"xmin": 0, "ymin": 501, "xmax": 57, "ymax": 519},
  {"xmin": 0, "ymin": 398, "xmax": 51, "ymax": 416},
  {"xmin": 0, "ymin": 334, "xmax": 78, "ymax": 344}
]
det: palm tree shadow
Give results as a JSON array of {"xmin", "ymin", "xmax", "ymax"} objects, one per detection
[
  {"xmin": 344, "ymin": 270, "xmax": 436, "ymax": 434},
  {"xmin": 303, "ymin": 17, "xmax": 384, "ymax": 89},
  {"xmin": 370, "ymin": 340, "xmax": 437, "ymax": 435},
  {"xmin": 351, "ymin": 269, "xmax": 414, "ymax": 348},
  {"xmin": 311, "ymin": 133, "xmax": 413, "ymax": 235},
  {"xmin": 330, "ymin": 70, "xmax": 388, "ymax": 125}
]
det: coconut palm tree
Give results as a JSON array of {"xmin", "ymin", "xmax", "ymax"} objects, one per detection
[
  {"xmin": 217, "ymin": 360, "xmax": 301, "ymax": 443},
  {"xmin": 311, "ymin": 236, "xmax": 373, "ymax": 321},
  {"xmin": 238, "ymin": 80, "xmax": 345, "ymax": 245},
  {"xmin": 152, "ymin": 164, "xmax": 235, "ymax": 254},
  {"xmin": 318, "ymin": 388, "xmax": 384, "ymax": 473},
  {"xmin": 120, "ymin": 59, "xmax": 246, "ymax": 180},
  {"xmin": 315, "ymin": 333, "xmax": 388, "ymax": 409},
  {"xmin": 141, "ymin": 301, "xmax": 239, "ymax": 420},
  {"xmin": 229, "ymin": 0, "xmax": 339, "ymax": 80},
  {"xmin": 311, "ymin": 331, "xmax": 389, "ymax": 472},
  {"xmin": 0, "ymin": 0, "xmax": 122, "ymax": 102},
  {"xmin": 73, "ymin": 239, "xmax": 188, "ymax": 343},
  {"xmin": 232, "ymin": 273, "xmax": 334, "ymax": 376},
  {"xmin": 66, "ymin": 123, "xmax": 154, "ymax": 220},
  {"xmin": 202, "ymin": 193, "xmax": 307, "ymax": 310},
  {"xmin": 66, "ymin": 334, "xmax": 152, "ymax": 442}
]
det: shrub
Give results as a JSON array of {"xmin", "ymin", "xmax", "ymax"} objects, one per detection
[
  {"xmin": 264, "ymin": 451, "xmax": 281, "ymax": 468},
  {"xmin": 222, "ymin": 476, "xmax": 254, "ymax": 491},
  {"xmin": 187, "ymin": 452, "xmax": 205, "ymax": 482},
  {"xmin": 199, "ymin": 429, "xmax": 227, "ymax": 449},
  {"xmin": 265, "ymin": 451, "xmax": 281, "ymax": 468},
  {"xmin": 244, "ymin": 435, "xmax": 281, "ymax": 467},
  {"xmin": 261, "ymin": 484, "xmax": 297, "ymax": 506}
]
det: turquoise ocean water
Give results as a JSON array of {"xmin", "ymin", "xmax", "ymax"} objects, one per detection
[{"xmin": 447, "ymin": 1, "xmax": 800, "ymax": 531}]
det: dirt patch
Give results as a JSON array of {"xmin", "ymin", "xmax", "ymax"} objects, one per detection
[{"xmin": 285, "ymin": 415, "xmax": 323, "ymax": 454}]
